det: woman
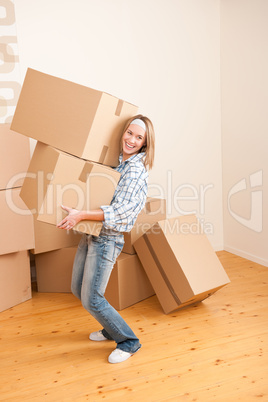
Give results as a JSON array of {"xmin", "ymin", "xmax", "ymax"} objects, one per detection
[{"xmin": 57, "ymin": 114, "xmax": 155, "ymax": 363}]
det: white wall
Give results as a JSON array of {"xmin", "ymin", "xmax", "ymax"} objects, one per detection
[
  {"xmin": 12, "ymin": 0, "xmax": 223, "ymax": 249},
  {"xmin": 221, "ymin": 0, "xmax": 268, "ymax": 266}
]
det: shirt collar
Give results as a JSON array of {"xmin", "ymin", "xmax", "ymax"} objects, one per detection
[{"xmin": 118, "ymin": 152, "xmax": 145, "ymax": 165}]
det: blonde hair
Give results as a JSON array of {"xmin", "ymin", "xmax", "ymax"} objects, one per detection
[{"xmin": 120, "ymin": 114, "xmax": 155, "ymax": 170}]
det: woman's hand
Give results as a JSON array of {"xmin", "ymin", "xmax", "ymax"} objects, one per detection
[{"xmin": 57, "ymin": 205, "xmax": 83, "ymax": 230}]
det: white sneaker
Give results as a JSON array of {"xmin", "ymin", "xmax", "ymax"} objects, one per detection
[
  {"xmin": 89, "ymin": 330, "xmax": 109, "ymax": 341},
  {"xmin": 108, "ymin": 348, "xmax": 134, "ymax": 364}
]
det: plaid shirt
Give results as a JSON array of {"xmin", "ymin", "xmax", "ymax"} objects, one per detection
[{"xmin": 101, "ymin": 153, "xmax": 148, "ymax": 233}]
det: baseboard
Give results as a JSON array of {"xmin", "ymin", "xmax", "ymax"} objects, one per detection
[
  {"xmin": 224, "ymin": 245, "xmax": 268, "ymax": 267},
  {"xmin": 213, "ymin": 244, "xmax": 224, "ymax": 252}
]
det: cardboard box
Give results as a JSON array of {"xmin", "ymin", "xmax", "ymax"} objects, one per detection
[
  {"xmin": 105, "ymin": 253, "xmax": 155, "ymax": 310},
  {"xmin": 134, "ymin": 215, "xmax": 230, "ymax": 314},
  {"xmin": 35, "ymin": 247, "xmax": 77, "ymax": 292},
  {"xmin": 31, "ymin": 218, "xmax": 82, "ymax": 254},
  {"xmin": 0, "ymin": 251, "xmax": 31, "ymax": 312},
  {"xmin": 20, "ymin": 142, "xmax": 121, "ymax": 236},
  {"xmin": 0, "ymin": 187, "xmax": 35, "ymax": 255},
  {"xmin": 123, "ymin": 197, "xmax": 166, "ymax": 254},
  {"xmin": 11, "ymin": 68, "xmax": 138, "ymax": 166},
  {"xmin": 0, "ymin": 123, "xmax": 30, "ymax": 190}
]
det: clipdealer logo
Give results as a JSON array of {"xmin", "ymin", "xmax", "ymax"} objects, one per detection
[
  {"xmin": 0, "ymin": 0, "xmax": 21, "ymax": 124},
  {"xmin": 227, "ymin": 170, "xmax": 263, "ymax": 233}
]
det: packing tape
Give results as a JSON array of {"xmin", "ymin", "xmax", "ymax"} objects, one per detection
[
  {"xmin": 99, "ymin": 145, "xmax": 108, "ymax": 164},
  {"xmin": 143, "ymin": 233, "xmax": 182, "ymax": 305},
  {"xmin": 115, "ymin": 99, "xmax": 124, "ymax": 116}
]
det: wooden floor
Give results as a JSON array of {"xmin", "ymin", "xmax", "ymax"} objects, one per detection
[{"xmin": 1, "ymin": 251, "xmax": 267, "ymax": 401}]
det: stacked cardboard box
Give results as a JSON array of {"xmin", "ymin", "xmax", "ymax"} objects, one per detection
[
  {"xmin": 11, "ymin": 68, "xmax": 141, "ymax": 302},
  {"xmin": 105, "ymin": 253, "xmax": 155, "ymax": 310},
  {"xmin": 11, "ymin": 68, "xmax": 137, "ymax": 167},
  {"xmin": 123, "ymin": 197, "xmax": 167, "ymax": 254},
  {"xmin": 20, "ymin": 142, "xmax": 121, "ymax": 236},
  {"xmin": 0, "ymin": 251, "xmax": 32, "ymax": 312},
  {"xmin": 35, "ymin": 247, "xmax": 77, "ymax": 293},
  {"xmin": 134, "ymin": 214, "xmax": 230, "ymax": 314},
  {"xmin": 0, "ymin": 124, "xmax": 34, "ymax": 312}
]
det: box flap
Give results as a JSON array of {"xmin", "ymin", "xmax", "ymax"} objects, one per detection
[
  {"xmin": 20, "ymin": 142, "xmax": 59, "ymax": 213},
  {"xmin": 158, "ymin": 216, "xmax": 230, "ymax": 293}
]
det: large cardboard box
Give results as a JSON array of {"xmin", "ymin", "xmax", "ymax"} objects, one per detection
[
  {"xmin": 105, "ymin": 253, "xmax": 155, "ymax": 310},
  {"xmin": 31, "ymin": 218, "xmax": 82, "ymax": 254},
  {"xmin": 123, "ymin": 197, "xmax": 166, "ymax": 254},
  {"xmin": 0, "ymin": 251, "xmax": 32, "ymax": 312},
  {"xmin": 20, "ymin": 142, "xmax": 120, "ymax": 236},
  {"xmin": 134, "ymin": 215, "xmax": 230, "ymax": 314},
  {"xmin": 0, "ymin": 123, "xmax": 30, "ymax": 190},
  {"xmin": 11, "ymin": 68, "xmax": 138, "ymax": 166},
  {"xmin": 0, "ymin": 187, "xmax": 35, "ymax": 255},
  {"xmin": 35, "ymin": 247, "xmax": 77, "ymax": 292}
]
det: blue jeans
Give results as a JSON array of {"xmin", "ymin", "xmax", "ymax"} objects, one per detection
[{"xmin": 71, "ymin": 233, "xmax": 141, "ymax": 354}]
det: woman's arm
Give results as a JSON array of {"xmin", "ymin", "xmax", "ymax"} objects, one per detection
[
  {"xmin": 101, "ymin": 170, "xmax": 148, "ymax": 232},
  {"xmin": 57, "ymin": 205, "xmax": 104, "ymax": 230}
]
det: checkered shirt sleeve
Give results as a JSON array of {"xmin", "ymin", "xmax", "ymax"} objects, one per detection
[{"xmin": 100, "ymin": 155, "xmax": 148, "ymax": 233}]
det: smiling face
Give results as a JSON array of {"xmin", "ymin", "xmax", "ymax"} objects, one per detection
[{"xmin": 121, "ymin": 123, "xmax": 147, "ymax": 161}]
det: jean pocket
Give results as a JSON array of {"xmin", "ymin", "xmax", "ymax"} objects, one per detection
[
  {"xmin": 114, "ymin": 241, "xmax": 124, "ymax": 260},
  {"xmin": 101, "ymin": 241, "xmax": 123, "ymax": 264}
]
